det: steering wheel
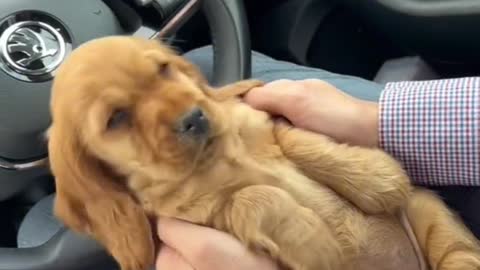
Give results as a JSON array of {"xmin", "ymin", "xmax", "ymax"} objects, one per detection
[{"xmin": 0, "ymin": 0, "xmax": 251, "ymax": 269}]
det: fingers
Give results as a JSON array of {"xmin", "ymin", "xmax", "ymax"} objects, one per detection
[
  {"xmin": 156, "ymin": 246, "xmax": 194, "ymax": 270},
  {"xmin": 243, "ymin": 79, "xmax": 304, "ymax": 116}
]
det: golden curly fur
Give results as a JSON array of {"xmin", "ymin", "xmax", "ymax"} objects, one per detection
[{"xmin": 47, "ymin": 36, "xmax": 480, "ymax": 270}]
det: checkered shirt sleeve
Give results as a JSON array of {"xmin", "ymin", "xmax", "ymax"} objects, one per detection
[{"xmin": 379, "ymin": 77, "xmax": 480, "ymax": 186}]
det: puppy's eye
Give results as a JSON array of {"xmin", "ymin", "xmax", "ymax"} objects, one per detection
[{"xmin": 107, "ymin": 109, "xmax": 131, "ymax": 130}]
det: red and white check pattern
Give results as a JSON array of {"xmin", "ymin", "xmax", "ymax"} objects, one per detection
[{"xmin": 379, "ymin": 77, "xmax": 480, "ymax": 186}]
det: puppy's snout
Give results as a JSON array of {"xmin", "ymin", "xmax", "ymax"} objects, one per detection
[{"xmin": 178, "ymin": 107, "xmax": 209, "ymax": 137}]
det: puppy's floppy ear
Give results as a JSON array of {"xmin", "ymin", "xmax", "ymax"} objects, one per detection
[
  {"xmin": 143, "ymin": 48, "xmax": 264, "ymax": 101},
  {"xmin": 206, "ymin": 79, "xmax": 265, "ymax": 101},
  {"xmin": 48, "ymin": 122, "xmax": 154, "ymax": 270},
  {"xmin": 143, "ymin": 49, "xmax": 209, "ymax": 86}
]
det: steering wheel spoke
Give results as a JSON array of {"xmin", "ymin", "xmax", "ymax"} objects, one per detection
[{"xmin": 150, "ymin": 0, "xmax": 201, "ymax": 38}]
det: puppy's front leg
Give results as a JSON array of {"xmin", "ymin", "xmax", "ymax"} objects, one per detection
[
  {"xmin": 275, "ymin": 123, "xmax": 412, "ymax": 215},
  {"xmin": 222, "ymin": 185, "xmax": 343, "ymax": 270},
  {"xmin": 406, "ymin": 189, "xmax": 480, "ymax": 270},
  {"xmin": 207, "ymin": 79, "xmax": 264, "ymax": 101}
]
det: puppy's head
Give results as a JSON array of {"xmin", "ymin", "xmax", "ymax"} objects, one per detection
[{"xmin": 48, "ymin": 36, "xmax": 231, "ymax": 270}]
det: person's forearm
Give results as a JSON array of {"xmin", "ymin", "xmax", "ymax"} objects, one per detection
[{"xmin": 377, "ymin": 77, "xmax": 480, "ymax": 186}]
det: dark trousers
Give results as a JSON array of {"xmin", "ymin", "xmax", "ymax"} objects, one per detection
[{"xmin": 432, "ymin": 186, "xmax": 480, "ymax": 239}]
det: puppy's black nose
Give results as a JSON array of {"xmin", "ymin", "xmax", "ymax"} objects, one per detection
[{"xmin": 179, "ymin": 107, "xmax": 209, "ymax": 137}]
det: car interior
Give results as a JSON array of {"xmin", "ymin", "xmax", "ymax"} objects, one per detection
[{"xmin": 0, "ymin": 0, "xmax": 479, "ymax": 269}]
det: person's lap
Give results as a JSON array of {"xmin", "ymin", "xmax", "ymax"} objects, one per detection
[
  {"xmin": 184, "ymin": 46, "xmax": 480, "ymax": 239},
  {"xmin": 184, "ymin": 46, "xmax": 384, "ymax": 102}
]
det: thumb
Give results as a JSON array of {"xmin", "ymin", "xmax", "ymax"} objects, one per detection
[
  {"xmin": 157, "ymin": 218, "xmax": 233, "ymax": 269},
  {"xmin": 157, "ymin": 218, "xmax": 209, "ymax": 259},
  {"xmin": 243, "ymin": 80, "xmax": 302, "ymax": 117}
]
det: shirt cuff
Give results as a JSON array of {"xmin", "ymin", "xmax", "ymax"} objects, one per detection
[{"xmin": 379, "ymin": 77, "xmax": 480, "ymax": 186}]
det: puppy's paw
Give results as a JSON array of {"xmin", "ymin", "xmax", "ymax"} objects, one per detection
[
  {"xmin": 272, "ymin": 120, "xmax": 294, "ymax": 138},
  {"xmin": 239, "ymin": 79, "xmax": 265, "ymax": 89},
  {"xmin": 437, "ymin": 249, "xmax": 480, "ymax": 270},
  {"xmin": 209, "ymin": 79, "xmax": 265, "ymax": 101},
  {"xmin": 225, "ymin": 79, "xmax": 265, "ymax": 96}
]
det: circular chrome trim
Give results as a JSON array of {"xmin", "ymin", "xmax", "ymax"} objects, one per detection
[
  {"xmin": 0, "ymin": 156, "xmax": 48, "ymax": 171},
  {"xmin": 0, "ymin": 21, "xmax": 66, "ymax": 76},
  {"xmin": 0, "ymin": 11, "xmax": 73, "ymax": 82},
  {"xmin": 134, "ymin": 0, "xmax": 153, "ymax": 6}
]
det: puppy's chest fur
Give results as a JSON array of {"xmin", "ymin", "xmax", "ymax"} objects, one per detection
[{"xmin": 127, "ymin": 103, "xmax": 419, "ymax": 270}]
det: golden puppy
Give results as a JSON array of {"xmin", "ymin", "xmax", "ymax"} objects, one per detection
[{"xmin": 48, "ymin": 36, "xmax": 480, "ymax": 270}]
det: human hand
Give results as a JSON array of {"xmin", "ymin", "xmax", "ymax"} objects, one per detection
[
  {"xmin": 156, "ymin": 218, "xmax": 279, "ymax": 270},
  {"xmin": 244, "ymin": 79, "xmax": 379, "ymax": 147}
]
